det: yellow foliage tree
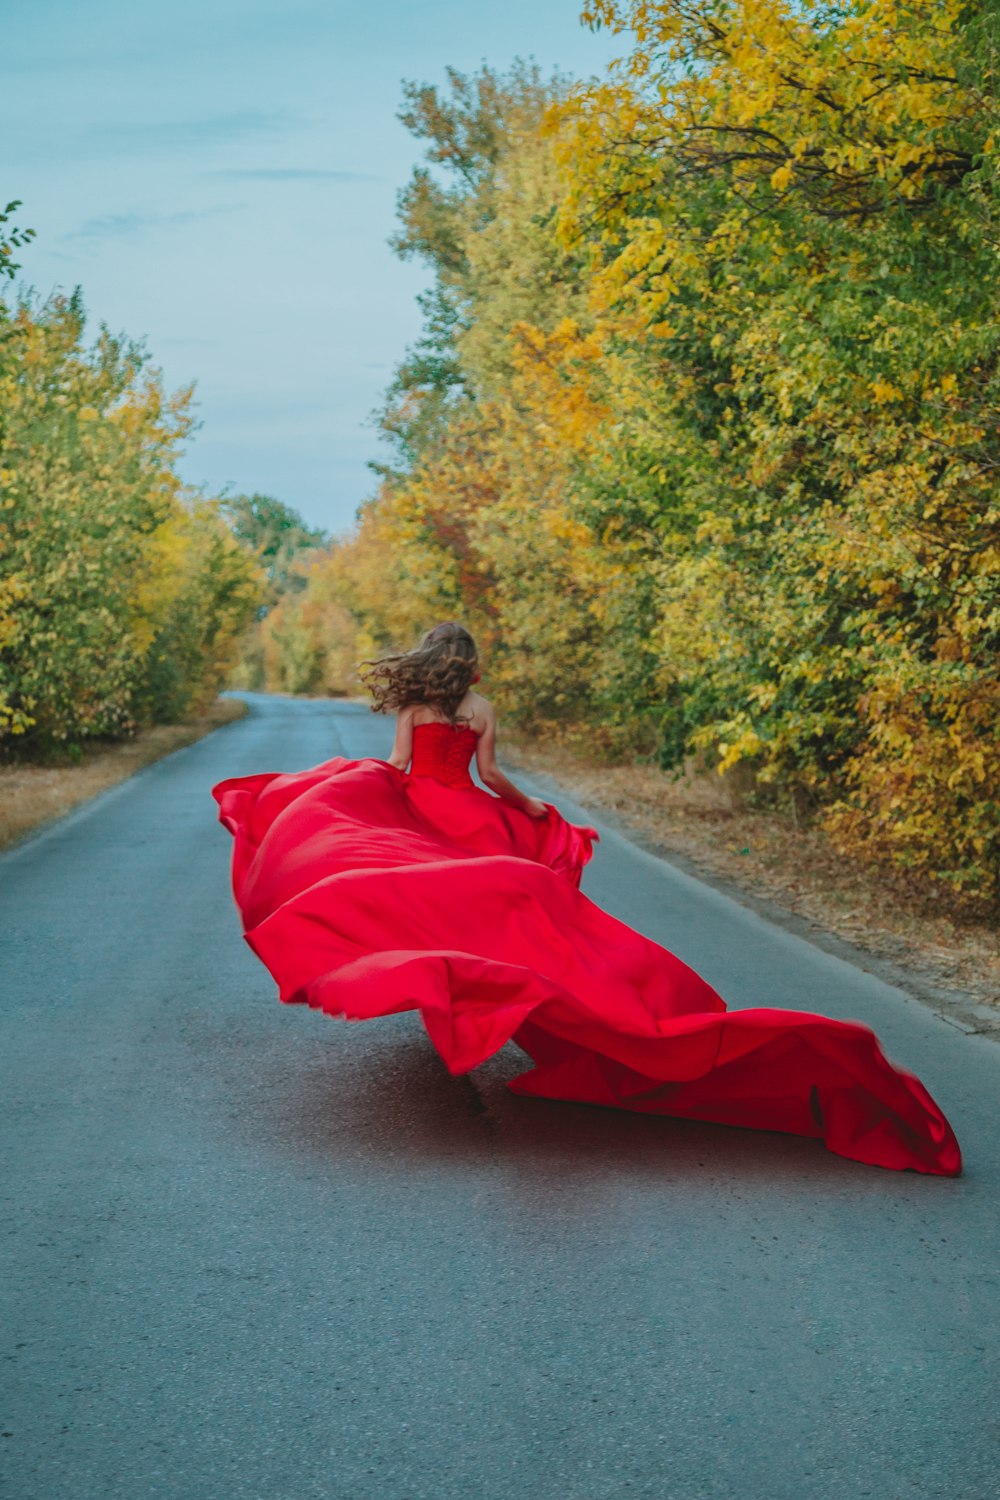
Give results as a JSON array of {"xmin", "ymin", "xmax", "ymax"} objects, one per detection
[
  {"xmin": 260, "ymin": 27, "xmax": 999, "ymax": 899},
  {"xmin": 0, "ymin": 291, "xmax": 264, "ymax": 751}
]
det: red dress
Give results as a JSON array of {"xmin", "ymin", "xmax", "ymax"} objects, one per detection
[{"xmin": 212, "ymin": 720, "xmax": 961, "ymax": 1176}]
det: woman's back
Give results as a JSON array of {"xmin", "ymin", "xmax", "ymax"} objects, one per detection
[
  {"xmin": 408, "ymin": 687, "xmax": 488, "ymax": 736},
  {"xmin": 408, "ymin": 720, "xmax": 478, "ymax": 788}
]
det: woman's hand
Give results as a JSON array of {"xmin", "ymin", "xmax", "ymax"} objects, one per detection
[{"xmin": 523, "ymin": 796, "xmax": 548, "ymax": 819}]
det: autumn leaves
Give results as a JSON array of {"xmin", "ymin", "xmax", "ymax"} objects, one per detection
[
  {"xmin": 261, "ymin": 5, "xmax": 995, "ymax": 901},
  {"xmin": 5, "ymin": 3, "xmax": 996, "ymax": 904}
]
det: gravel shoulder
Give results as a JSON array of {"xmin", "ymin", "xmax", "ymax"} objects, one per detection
[{"xmin": 0, "ymin": 696, "xmax": 248, "ymax": 853}]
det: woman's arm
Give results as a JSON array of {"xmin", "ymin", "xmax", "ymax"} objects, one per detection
[
  {"xmin": 475, "ymin": 707, "xmax": 547, "ymax": 817},
  {"xmin": 386, "ymin": 707, "xmax": 414, "ymax": 771}
]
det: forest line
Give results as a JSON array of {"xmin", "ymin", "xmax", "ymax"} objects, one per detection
[
  {"xmin": 2, "ymin": 2, "xmax": 997, "ymax": 904},
  {"xmin": 252, "ymin": 2, "xmax": 999, "ymax": 904}
]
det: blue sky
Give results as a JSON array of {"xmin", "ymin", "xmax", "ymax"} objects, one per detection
[{"xmin": 4, "ymin": 1, "xmax": 621, "ymax": 533}]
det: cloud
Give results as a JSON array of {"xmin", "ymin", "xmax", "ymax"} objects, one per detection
[
  {"xmin": 64, "ymin": 204, "xmax": 242, "ymax": 241},
  {"xmin": 84, "ymin": 110, "xmax": 290, "ymax": 155},
  {"xmin": 208, "ymin": 167, "xmax": 380, "ymax": 183}
]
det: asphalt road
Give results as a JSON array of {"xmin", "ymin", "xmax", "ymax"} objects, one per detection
[{"xmin": 1, "ymin": 693, "xmax": 997, "ymax": 1500}]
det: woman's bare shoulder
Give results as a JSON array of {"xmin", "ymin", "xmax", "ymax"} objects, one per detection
[{"xmin": 466, "ymin": 691, "xmax": 495, "ymax": 728}]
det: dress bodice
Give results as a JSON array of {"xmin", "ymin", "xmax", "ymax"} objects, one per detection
[{"xmin": 408, "ymin": 721, "xmax": 478, "ymax": 789}]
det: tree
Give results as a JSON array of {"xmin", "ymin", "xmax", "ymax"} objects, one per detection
[
  {"xmin": 223, "ymin": 492, "xmax": 327, "ymax": 606},
  {"xmin": 0, "ymin": 200, "xmax": 34, "ymax": 282},
  {"xmin": 249, "ymin": 11, "xmax": 999, "ymax": 898},
  {"xmin": 0, "ymin": 291, "xmax": 263, "ymax": 752}
]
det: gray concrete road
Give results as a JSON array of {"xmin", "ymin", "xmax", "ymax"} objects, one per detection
[{"xmin": 1, "ymin": 693, "xmax": 997, "ymax": 1500}]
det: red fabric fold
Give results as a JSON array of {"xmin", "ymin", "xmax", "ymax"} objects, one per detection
[{"xmin": 212, "ymin": 753, "xmax": 961, "ymax": 1177}]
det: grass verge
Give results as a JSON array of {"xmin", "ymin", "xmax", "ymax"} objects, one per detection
[
  {"xmin": 503, "ymin": 732, "xmax": 999, "ymax": 1012},
  {"xmin": 0, "ymin": 696, "xmax": 248, "ymax": 853}
]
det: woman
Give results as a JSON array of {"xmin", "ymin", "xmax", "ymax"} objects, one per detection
[{"xmin": 212, "ymin": 621, "xmax": 961, "ymax": 1176}]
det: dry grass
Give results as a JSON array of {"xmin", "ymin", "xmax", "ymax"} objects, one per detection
[
  {"xmin": 0, "ymin": 697, "xmax": 248, "ymax": 852},
  {"xmin": 503, "ymin": 731, "xmax": 1000, "ymax": 1011}
]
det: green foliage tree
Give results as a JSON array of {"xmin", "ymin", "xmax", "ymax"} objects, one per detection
[
  {"xmin": 0, "ymin": 200, "xmax": 34, "ymax": 282},
  {"xmin": 0, "ymin": 291, "xmax": 264, "ymax": 754},
  {"xmin": 224, "ymin": 492, "xmax": 327, "ymax": 606}
]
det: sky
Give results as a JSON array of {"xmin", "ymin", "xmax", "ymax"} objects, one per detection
[{"xmin": 4, "ymin": 0, "xmax": 622, "ymax": 535}]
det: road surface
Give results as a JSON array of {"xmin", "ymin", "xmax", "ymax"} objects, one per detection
[{"xmin": 1, "ymin": 694, "xmax": 997, "ymax": 1499}]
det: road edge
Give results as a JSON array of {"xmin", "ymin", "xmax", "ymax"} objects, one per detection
[{"xmin": 0, "ymin": 695, "xmax": 249, "ymax": 862}]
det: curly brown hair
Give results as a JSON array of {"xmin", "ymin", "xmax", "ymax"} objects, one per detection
[{"xmin": 359, "ymin": 621, "xmax": 479, "ymax": 725}]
